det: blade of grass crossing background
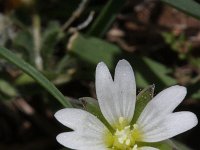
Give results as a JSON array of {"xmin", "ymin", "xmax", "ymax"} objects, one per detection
[{"xmin": 0, "ymin": 46, "xmax": 72, "ymax": 107}]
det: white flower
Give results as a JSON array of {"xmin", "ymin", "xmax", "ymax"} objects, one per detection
[{"xmin": 55, "ymin": 59, "xmax": 198, "ymax": 150}]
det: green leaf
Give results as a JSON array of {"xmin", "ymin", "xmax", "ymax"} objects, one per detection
[
  {"xmin": 161, "ymin": 0, "xmax": 200, "ymax": 20},
  {"xmin": 15, "ymin": 71, "xmax": 56, "ymax": 85},
  {"xmin": 80, "ymin": 97, "xmax": 102, "ymax": 118},
  {"xmin": 69, "ymin": 33, "xmax": 176, "ymax": 89},
  {"xmin": 157, "ymin": 141, "xmax": 173, "ymax": 150},
  {"xmin": 15, "ymin": 73, "xmax": 37, "ymax": 85},
  {"xmin": 87, "ymin": 0, "xmax": 125, "ymax": 37},
  {"xmin": 0, "ymin": 46, "xmax": 72, "ymax": 107},
  {"xmin": 138, "ymin": 140, "xmax": 176, "ymax": 150},
  {"xmin": 0, "ymin": 79, "xmax": 18, "ymax": 97},
  {"xmin": 68, "ymin": 33, "xmax": 121, "ymax": 69},
  {"xmin": 144, "ymin": 140, "xmax": 173, "ymax": 150},
  {"xmin": 80, "ymin": 97, "xmax": 114, "ymax": 132},
  {"xmin": 140, "ymin": 57, "xmax": 176, "ymax": 87},
  {"xmin": 126, "ymin": 56, "xmax": 177, "ymax": 89},
  {"xmin": 131, "ymin": 85, "xmax": 155, "ymax": 124}
]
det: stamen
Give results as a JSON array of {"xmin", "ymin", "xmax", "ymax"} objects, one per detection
[
  {"xmin": 110, "ymin": 121, "xmax": 141, "ymax": 149},
  {"xmin": 132, "ymin": 145, "xmax": 138, "ymax": 150}
]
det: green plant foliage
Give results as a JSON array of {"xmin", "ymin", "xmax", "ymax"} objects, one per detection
[
  {"xmin": 0, "ymin": 46, "xmax": 72, "ymax": 107},
  {"xmin": 87, "ymin": 0, "xmax": 125, "ymax": 37},
  {"xmin": 68, "ymin": 33, "xmax": 176, "ymax": 89},
  {"xmin": 80, "ymin": 97, "xmax": 114, "ymax": 132},
  {"xmin": 0, "ymin": 0, "xmax": 198, "ymax": 149},
  {"xmin": 131, "ymin": 85, "xmax": 155, "ymax": 124},
  {"xmin": 162, "ymin": 32, "xmax": 191, "ymax": 59},
  {"xmin": 0, "ymin": 79, "xmax": 18, "ymax": 98},
  {"xmin": 161, "ymin": 0, "xmax": 200, "ymax": 20},
  {"xmin": 157, "ymin": 141, "xmax": 173, "ymax": 150},
  {"xmin": 15, "ymin": 71, "xmax": 57, "ymax": 85},
  {"xmin": 68, "ymin": 33, "xmax": 121, "ymax": 69},
  {"xmin": 15, "ymin": 73, "xmax": 39, "ymax": 85},
  {"xmin": 139, "ymin": 140, "xmax": 172, "ymax": 150},
  {"xmin": 134, "ymin": 57, "xmax": 177, "ymax": 88},
  {"xmin": 80, "ymin": 97, "xmax": 101, "ymax": 117}
]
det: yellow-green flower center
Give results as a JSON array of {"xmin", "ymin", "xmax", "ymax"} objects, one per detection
[{"xmin": 105, "ymin": 117, "xmax": 142, "ymax": 150}]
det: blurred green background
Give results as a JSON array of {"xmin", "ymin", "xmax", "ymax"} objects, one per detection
[{"xmin": 0, "ymin": 0, "xmax": 199, "ymax": 149}]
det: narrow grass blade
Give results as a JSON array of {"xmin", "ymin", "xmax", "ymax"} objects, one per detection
[{"xmin": 0, "ymin": 46, "xmax": 72, "ymax": 107}]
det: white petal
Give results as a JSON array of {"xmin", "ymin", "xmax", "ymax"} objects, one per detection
[
  {"xmin": 96, "ymin": 62, "xmax": 116, "ymax": 126},
  {"xmin": 55, "ymin": 108, "xmax": 110, "ymax": 149},
  {"xmin": 140, "ymin": 111, "xmax": 198, "ymax": 142},
  {"xmin": 137, "ymin": 85, "xmax": 186, "ymax": 129},
  {"xmin": 55, "ymin": 108, "xmax": 109, "ymax": 133},
  {"xmin": 96, "ymin": 60, "xmax": 136, "ymax": 127},
  {"xmin": 139, "ymin": 146, "xmax": 159, "ymax": 150},
  {"xmin": 57, "ymin": 132, "xmax": 107, "ymax": 150},
  {"xmin": 114, "ymin": 59, "xmax": 136, "ymax": 123}
]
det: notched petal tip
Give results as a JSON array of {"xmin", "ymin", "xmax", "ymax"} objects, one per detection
[
  {"xmin": 141, "ymin": 111, "xmax": 198, "ymax": 142},
  {"xmin": 137, "ymin": 85, "xmax": 188, "ymax": 126}
]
